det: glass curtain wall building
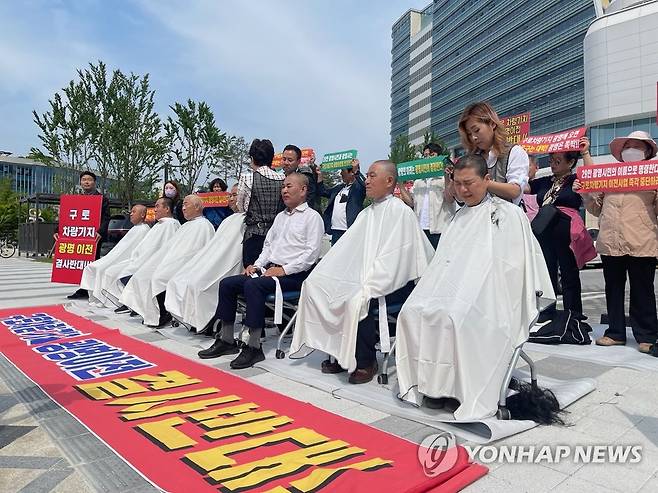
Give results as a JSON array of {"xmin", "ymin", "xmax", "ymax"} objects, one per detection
[{"xmin": 391, "ymin": 0, "xmax": 596, "ymax": 151}]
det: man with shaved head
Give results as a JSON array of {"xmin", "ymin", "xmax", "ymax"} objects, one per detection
[
  {"xmin": 290, "ymin": 160, "xmax": 435, "ymax": 384},
  {"xmin": 80, "ymin": 204, "xmax": 151, "ymax": 305},
  {"xmin": 199, "ymin": 172, "xmax": 324, "ymax": 369},
  {"xmin": 121, "ymin": 194, "xmax": 215, "ymax": 327}
]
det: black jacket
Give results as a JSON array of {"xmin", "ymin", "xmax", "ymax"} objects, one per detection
[{"xmin": 319, "ymin": 173, "xmax": 366, "ymax": 234}]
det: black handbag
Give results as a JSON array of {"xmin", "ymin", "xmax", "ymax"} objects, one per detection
[{"xmin": 531, "ymin": 204, "xmax": 559, "ymax": 236}]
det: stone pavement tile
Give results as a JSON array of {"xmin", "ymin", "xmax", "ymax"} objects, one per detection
[
  {"xmin": 54, "ymin": 433, "xmax": 115, "ymax": 466},
  {"xmin": 77, "ymin": 456, "xmax": 158, "ymax": 493},
  {"xmin": 213, "ymin": 361, "xmax": 266, "ymax": 378},
  {"xmin": 331, "ymin": 404, "xmax": 389, "ymax": 425},
  {"xmin": 636, "ymin": 472, "xmax": 658, "ymax": 493},
  {"xmin": 580, "ymin": 400, "xmax": 647, "ymax": 426},
  {"xmin": 489, "ymin": 463, "xmax": 568, "ymax": 492},
  {"xmin": 370, "ymin": 415, "xmax": 426, "ymax": 438},
  {"xmin": 0, "ymin": 425, "xmax": 36, "ymax": 449},
  {"xmin": 40, "ymin": 414, "xmax": 90, "ymax": 440},
  {"xmin": 131, "ymin": 331, "xmax": 167, "ymax": 343},
  {"xmin": 550, "ymin": 476, "xmax": 619, "ymax": 493},
  {"xmin": 0, "ymin": 468, "xmax": 43, "ymax": 492},
  {"xmin": 571, "ymin": 462, "xmax": 655, "ymax": 492},
  {"xmin": 51, "ymin": 470, "xmax": 97, "ymax": 493},
  {"xmin": 17, "ymin": 468, "xmax": 74, "ymax": 493},
  {"xmin": 461, "ymin": 473, "xmax": 518, "ymax": 493},
  {"xmin": 556, "ymin": 359, "xmax": 609, "ymax": 379},
  {"xmin": 572, "ymin": 415, "xmax": 636, "ymax": 441},
  {"xmin": 0, "ymin": 455, "xmax": 61, "ymax": 469},
  {"xmin": 0, "ymin": 427, "xmax": 63, "ymax": 458}
]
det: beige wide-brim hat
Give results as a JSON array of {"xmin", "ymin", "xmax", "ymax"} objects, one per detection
[{"xmin": 609, "ymin": 130, "xmax": 658, "ymax": 162}]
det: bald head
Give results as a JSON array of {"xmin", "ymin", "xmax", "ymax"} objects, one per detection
[
  {"xmin": 129, "ymin": 204, "xmax": 147, "ymax": 225},
  {"xmin": 281, "ymin": 172, "xmax": 309, "ymax": 210},
  {"xmin": 365, "ymin": 160, "xmax": 398, "ymax": 201},
  {"xmin": 182, "ymin": 194, "xmax": 204, "ymax": 221}
]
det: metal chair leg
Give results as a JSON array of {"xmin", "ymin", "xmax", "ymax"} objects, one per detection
[
  {"xmin": 276, "ymin": 312, "xmax": 297, "ymax": 359},
  {"xmin": 378, "ymin": 340, "xmax": 396, "ymax": 385},
  {"xmin": 498, "ymin": 346, "xmax": 522, "ymax": 411},
  {"xmin": 519, "ymin": 349, "xmax": 537, "ymax": 389}
]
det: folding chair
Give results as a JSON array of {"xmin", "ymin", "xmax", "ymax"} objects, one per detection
[{"xmin": 373, "ymin": 302, "xmax": 405, "ymax": 385}]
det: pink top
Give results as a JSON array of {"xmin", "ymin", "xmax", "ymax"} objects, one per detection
[{"xmin": 557, "ymin": 206, "xmax": 597, "ymax": 269}]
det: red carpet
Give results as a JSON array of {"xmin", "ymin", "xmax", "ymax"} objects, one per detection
[{"xmin": 0, "ymin": 305, "xmax": 487, "ymax": 492}]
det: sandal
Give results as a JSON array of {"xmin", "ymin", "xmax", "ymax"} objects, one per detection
[{"xmin": 595, "ymin": 336, "xmax": 626, "ymax": 347}]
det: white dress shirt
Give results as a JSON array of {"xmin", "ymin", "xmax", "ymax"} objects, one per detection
[
  {"xmin": 254, "ymin": 202, "xmax": 324, "ymax": 275},
  {"xmin": 330, "ymin": 184, "xmax": 352, "ymax": 231},
  {"xmin": 486, "ymin": 145, "xmax": 529, "ymax": 205},
  {"xmin": 237, "ymin": 166, "xmax": 284, "ymax": 213}
]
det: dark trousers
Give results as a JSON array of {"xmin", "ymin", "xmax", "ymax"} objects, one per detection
[
  {"xmin": 355, "ymin": 282, "xmax": 415, "ymax": 369},
  {"xmin": 331, "ymin": 229, "xmax": 346, "ymax": 245},
  {"xmin": 538, "ymin": 215, "xmax": 582, "ymax": 317},
  {"xmin": 242, "ymin": 234, "xmax": 266, "ymax": 268},
  {"xmin": 216, "ymin": 271, "xmax": 309, "ymax": 330},
  {"xmin": 602, "ymin": 255, "xmax": 658, "ymax": 343},
  {"xmin": 423, "ymin": 230, "xmax": 441, "ymax": 249},
  {"xmin": 156, "ymin": 291, "xmax": 167, "ymax": 318}
]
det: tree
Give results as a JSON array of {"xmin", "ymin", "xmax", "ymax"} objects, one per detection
[
  {"xmin": 0, "ymin": 178, "xmax": 24, "ymax": 241},
  {"xmin": 31, "ymin": 78, "xmax": 97, "ymax": 193},
  {"xmin": 164, "ymin": 100, "xmax": 228, "ymax": 194},
  {"xmin": 388, "ymin": 134, "xmax": 418, "ymax": 164},
  {"xmin": 212, "ymin": 135, "xmax": 250, "ymax": 183}
]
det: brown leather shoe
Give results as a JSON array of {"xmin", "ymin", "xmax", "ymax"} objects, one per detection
[
  {"xmin": 321, "ymin": 359, "xmax": 346, "ymax": 374},
  {"xmin": 348, "ymin": 362, "xmax": 378, "ymax": 384},
  {"xmin": 638, "ymin": 343, "xmax": 653, "ymax": 354},
  {"xmin": 596, "ymin": 336, "xmax": 626, "ymax": 347}
]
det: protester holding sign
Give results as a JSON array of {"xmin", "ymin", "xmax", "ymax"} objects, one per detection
[
  {"xmin": 60, "ymin": 171, "xmax": 111, "ymax": 300},
  {"xmin": 574, "ymin": 133, "xmax": 658, "ymax": 354},
  {"xmin": 318, "ymin": 158, "xmax": 365, "ymax": 244},
  {"xmin": 202, "ymin": 178, "xmax": 233, "ymax": 229},
  {"xmin": 531, "ymin": 150, "xmax": 593, "ymax": 321},
  {"xmin": 281, "ymin": 145, "xmax": 319, "ymax": 211},
  {"xmin": 398, "ymin": 143, "xmax": 453, "ymax": 248},
  {"xmin": 455, "ymin": 101, "xmax": 529, "ymax": 205}
]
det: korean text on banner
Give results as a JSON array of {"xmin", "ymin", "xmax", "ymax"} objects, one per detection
[
  {"xmin": 321, "ymin": 150, "xmax": 358, "ymax": 171},
  {"xmin": 521, "ymin": 127, "xmax": 587, "ymax": 155},
  {"xmin": 51, "ymin": 194, "xmax": 102, "ymax": 285},
  {"xmin": 501, "ymin": 112, "xmax": 531, "ymax": 145},
  {"xmin": 272, "ymin": 148, "xmax": 315, "ymax": 168},
  {"xmin": 576, "ymin": 160, "xmax": 658, "ymax": 193},
  {"xmin": 196, "ymin": 192, "xmax": 229, "ymax": 208},
  {"xmin": 397, "ymin": 156, "xmax": 448, "ymax": 182}
]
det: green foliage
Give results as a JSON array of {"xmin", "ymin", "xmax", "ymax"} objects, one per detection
[
  {"xmin": 420, "ymin": 131, "xmax": 448, "ymax": 155},
  {"xmin": 212, "ymin": 135, "xmax": 250, "ymax": 182},
  {"xmin": 0, "ymin": 178, "xmax": 24, "ymax": 240},
  {"xmin": 388, "ymin": 134, "xmax": 418, "ymax": 164},
  {"xmin": 164, "ymin": 99, "xmax": 229, "ymax": 194}
]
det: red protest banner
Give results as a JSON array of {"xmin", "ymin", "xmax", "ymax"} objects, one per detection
[
  {"xmin": 0, "ymin": 305, "xmax": 488, "ymax": 493},
  {"xmin": 52, "ymin": 194, "xmax": 102, "ymax": 285},
  {"xmin": 272, "ymin": 148, "xmax": 315, "ymax": 168},
  {"xmin": 521, "ymin": 127, "xmax": 587, "ymax": 155},
  {"xmin": 501, "ymin": 112, "xmax": 531, "ymax": 145},
  {"xmin": 576, "ymin": 160, "xmax": 658, "ymax": 193},
  {"xmin": 196, "ymin": 192, "xmax": 229, "ymax": 208}
]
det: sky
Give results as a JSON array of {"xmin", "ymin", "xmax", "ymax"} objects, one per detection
[{"xmin": 0, "ymin": 0, "xmax": 429, "ymax": 178}]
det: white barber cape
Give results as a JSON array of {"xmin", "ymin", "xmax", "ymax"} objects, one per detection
[
  {"xmin": 290, "ymin": 195, "xmax": 435, "ymax": 373},
  {"xmin": 80, "ymin": 223, "xmax": 150, "ymax": 304},
  {"xmin": 99, "ymin": 217, "xmax": 180, "ymax": 307},
  {"xmin": 120, "ymin": 216, "xmax": 215, "ymax": 326},
  {"xmin": 395, "ymin": 195, "xmax": 555, "ymax": 421},
  {"xmin": 165, "ymin": 213, "xmax": 245, "ymax": 329}
]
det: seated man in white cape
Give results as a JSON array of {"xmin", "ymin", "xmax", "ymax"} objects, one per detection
[
  {"xmin": 198, "ymin": 173, "xmax": 324, "ymax": 369},
  {"xmin": 120, "ymin": 195, "xmax": 214, "ymax": 327},
  {"xmin": 289, "ymin": 160, "xmax": 435, "ymax": 384},
  {"xmin": 100, "ymin": 197, "xmax": 180, "ymax": 311},
  {"xmin": 80, "ymin": 204, "xmax": 150, "ymax": 305},
  {"xmin": 395, "ymin": 154, "xmax": 555, "ymax": 421},
  {"xmin": 165, "ymin": 185, "xmax": 245, "ymax": 333}
]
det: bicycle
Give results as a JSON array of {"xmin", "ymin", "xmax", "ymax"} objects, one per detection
[{"xmin": 0, "ymin": 237, "xmax": 17, "ymax": 258}]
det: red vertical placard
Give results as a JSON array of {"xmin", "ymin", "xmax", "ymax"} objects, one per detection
[{"xmin": 51, "ymin": 195, "xmax": 103, "ymax": 284}]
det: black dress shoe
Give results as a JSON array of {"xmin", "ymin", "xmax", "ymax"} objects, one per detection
[
  {"xmin": 67, "ymin": 289, "xmax": 89, "ymax": 300},
  {"xmin": 321, "ymin": 358, "xmax": 347, "ymax": 374},
  {"xmin": 197, "ymin": 319, "xmax": 218, "ymax": 336},
  {"xmin": 230, "ymin": 346, "xmax": 265, "ymax": 369},
  {"xmin": 114, "ymin": 305, "xmax": 130, "ymax": 314},
  {"xmin": 348, "ymin": 362, "xmax": 378, "ymax": 384},
  {"xmin": 155, "ymin": 312, "xmax": 172, "ymax": 328},
  {"xmin": 129, "ymin": 311, "xmax": 138, "ymax": 317},
  {"xmin": 198, "ymin": 339, "xmax": 239, "ymax": 359}
]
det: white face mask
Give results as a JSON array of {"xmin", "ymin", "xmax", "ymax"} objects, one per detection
[{"xmin": 621, "ymin": 148, "xmax": 646, "ymax": 163}]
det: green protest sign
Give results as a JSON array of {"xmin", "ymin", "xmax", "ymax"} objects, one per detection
[
  {"xmin": 397, "ymin": 156, "xmax": 449, "ymax": 181},
  {"xmin": 321, "ymin": 150, "xmax": 358, "ymax": 171}
]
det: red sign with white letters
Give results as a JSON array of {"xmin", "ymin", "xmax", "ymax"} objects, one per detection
[
  {"xmin": 576, "ymin": 160, "xmax": 658, "ymax": 193},
  {"xmin": 51, "ymin": 195, "xmax": 103, "ymax": 285},
  {"xmin": 521, "ymin": 127, "xmax": 587, "ymax": 155}
]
